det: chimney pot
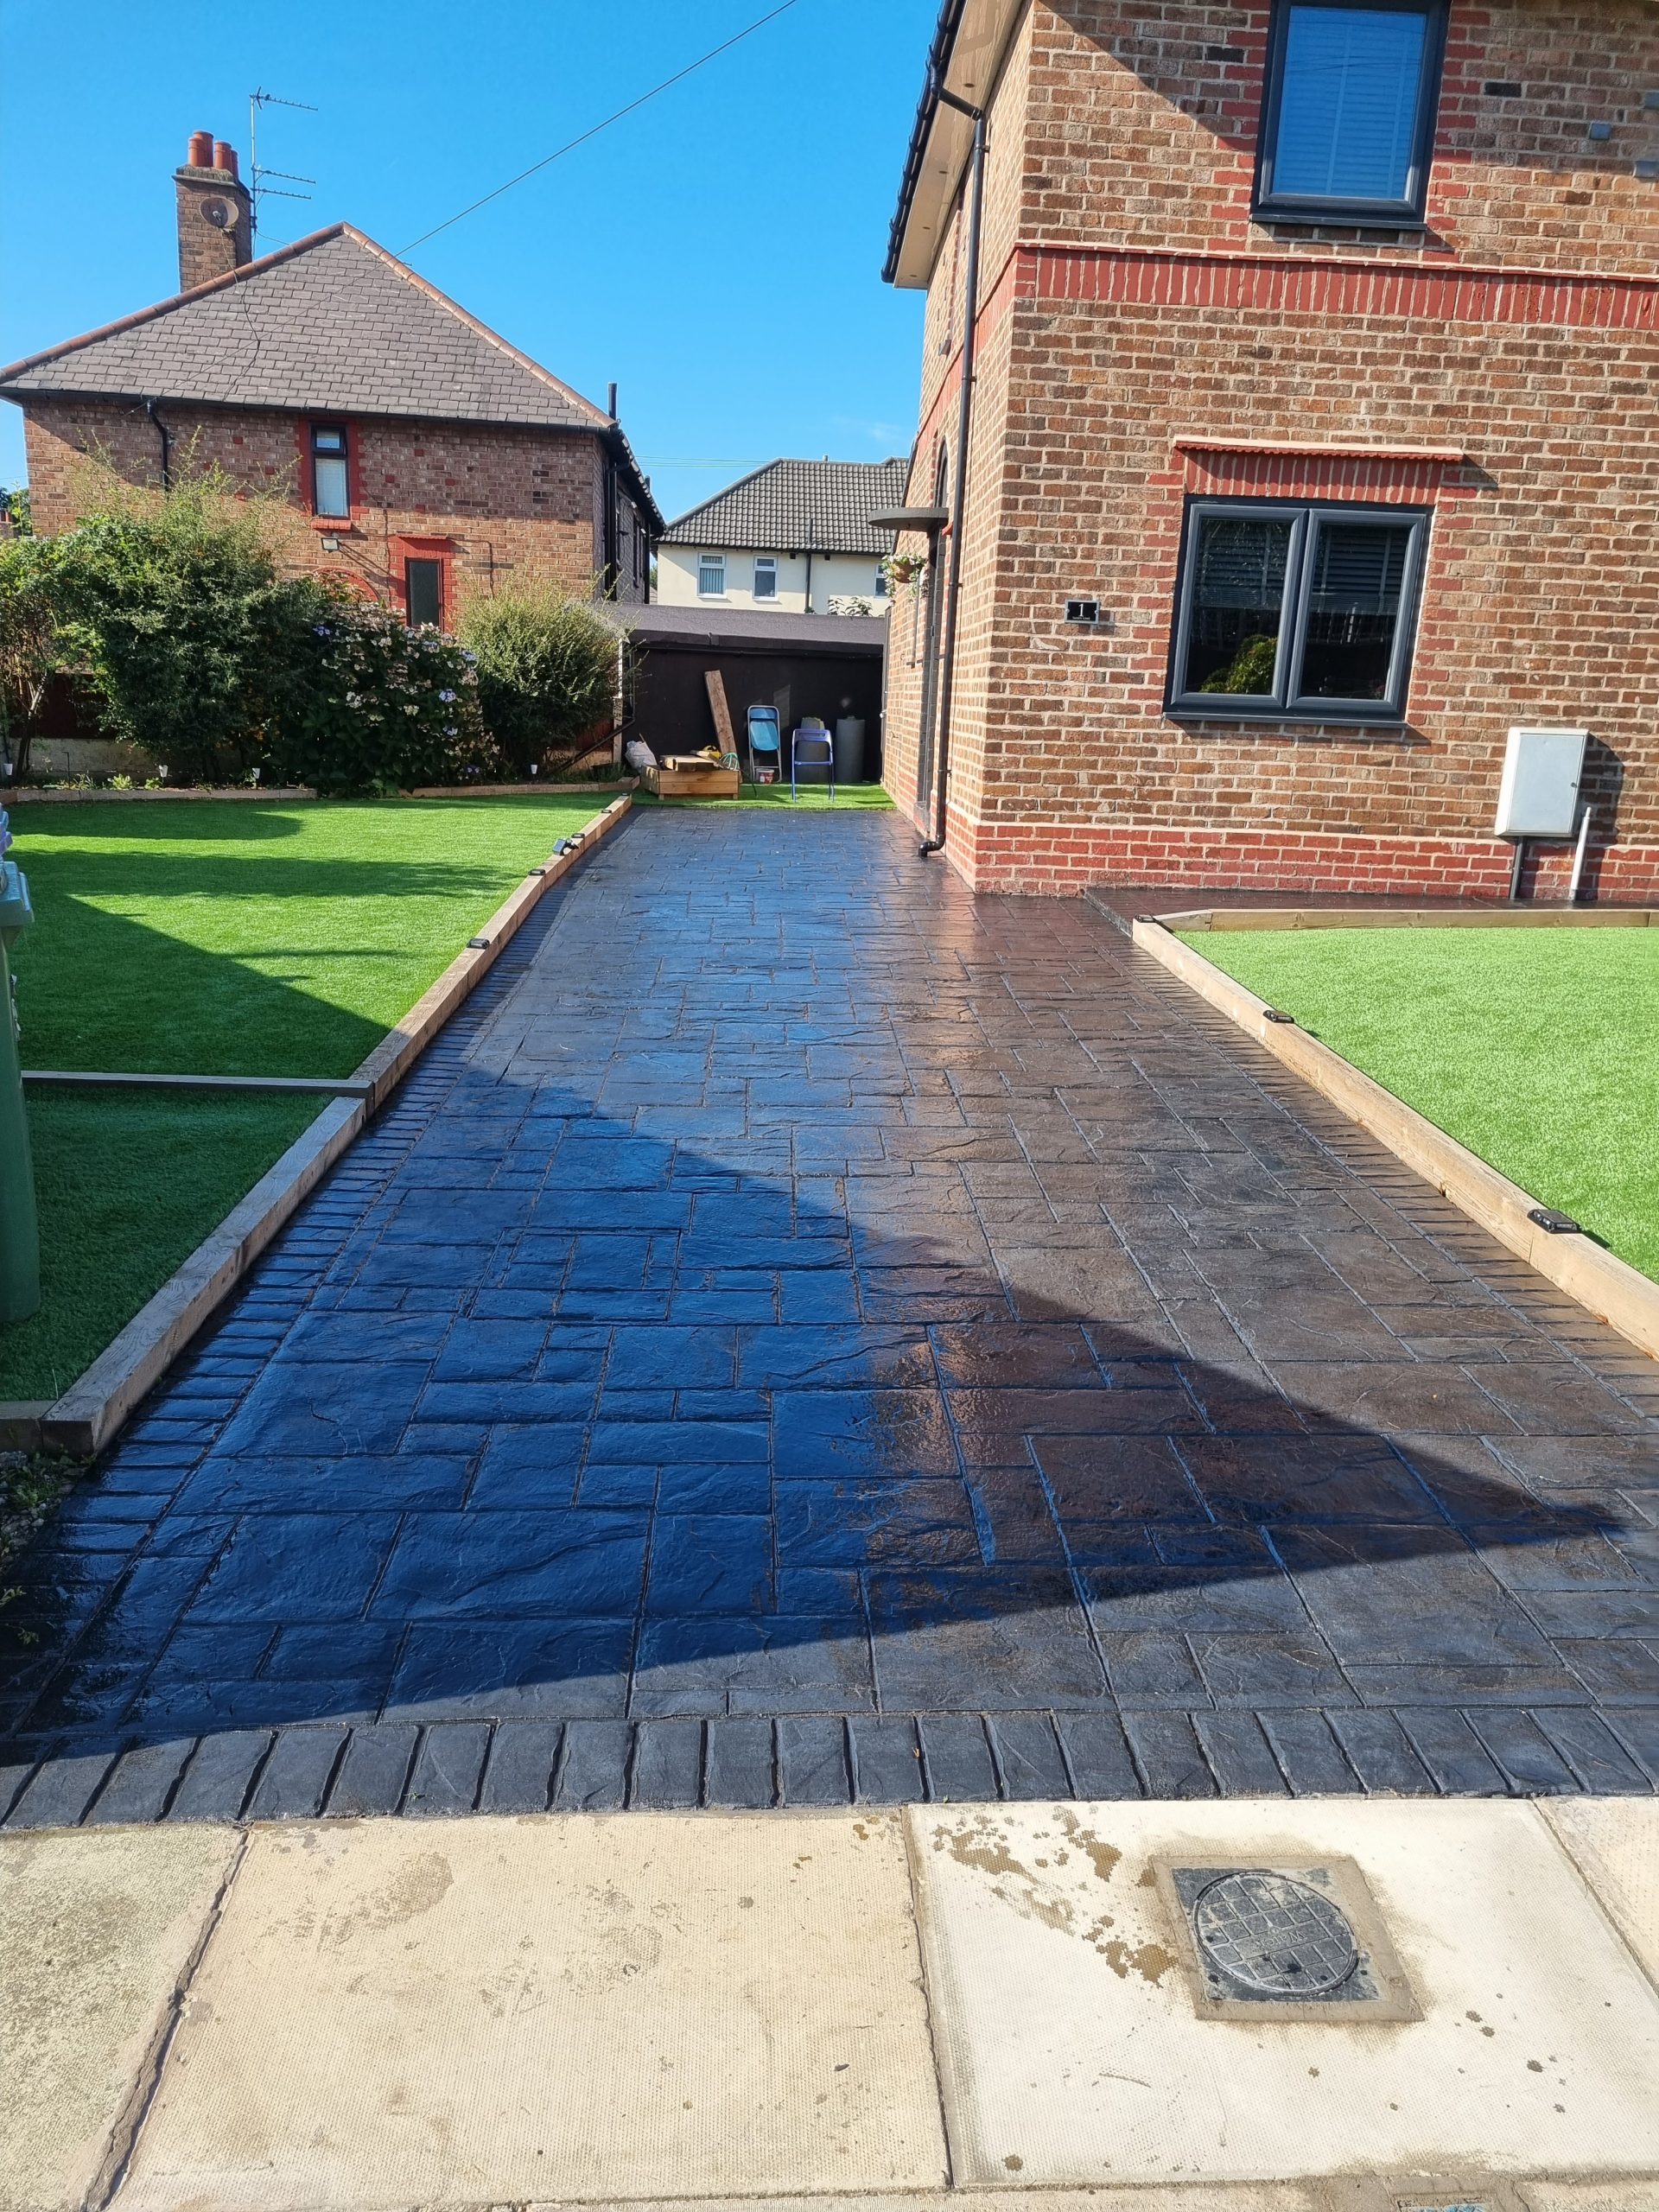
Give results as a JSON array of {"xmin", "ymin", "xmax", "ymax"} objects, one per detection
[{"xmin": 175, "ymin": 135, "xmax": 253, "ymax": 289}]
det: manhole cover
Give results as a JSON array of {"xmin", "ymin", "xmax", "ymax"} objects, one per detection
[{"xmin": 1191, "ymin": 1869, "xmax": 1359, "ymax": 1998}]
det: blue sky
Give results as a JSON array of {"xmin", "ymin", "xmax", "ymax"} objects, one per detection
[{"xmin": 0, "ymin": 0, "xmax": 934, "ymax": 524}]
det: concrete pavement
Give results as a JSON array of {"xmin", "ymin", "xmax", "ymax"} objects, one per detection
[{"xmin": 4, "ymin": 1796, "xmax": 1657, "ymax": 2212}]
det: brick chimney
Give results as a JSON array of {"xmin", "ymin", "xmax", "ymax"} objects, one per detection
[{"xmin": 174, "ymin": 131, "xmax": 252, "ymax": 290}]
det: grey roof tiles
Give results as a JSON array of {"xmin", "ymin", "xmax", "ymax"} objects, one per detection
[
  {"xmin": 662, "ymin": 457, "xmax": 911, "ymax": 554},
  {"xmin": 0, "ymin": 226, "xmax": 612, "ymax": 433}
]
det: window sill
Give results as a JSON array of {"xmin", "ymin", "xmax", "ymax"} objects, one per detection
[
  {"xmin": 1166, "ymin": 704, "xmax": 1408, "ymax": 728},
  {"xmin": 1250, "ymin": 204, "xmax": 1429, "ymax": 233},
  {"xmin": 309, "ymin": 515, "xmax": 354, "ymax": 531}
]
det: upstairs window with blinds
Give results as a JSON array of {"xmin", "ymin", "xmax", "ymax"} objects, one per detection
[
  {"xmin": 310, "ymin": 424, "xmax": 351, "ymax": 518},
  {"xmin": 1255, "ymin": 0, "xmax": 1445, "ymax": 226},
  {"xmin": 697, "ymin": 554, "xmax": 727, "ymax": 597},
  {"xmin": 1167, "ymin": 499, "xmax": 1428, "ymax": 721}
]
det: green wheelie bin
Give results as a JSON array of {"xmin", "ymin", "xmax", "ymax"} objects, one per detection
[{"xmin": 0, "ymin": 805, "xmax": 40, "ymax": 1324}]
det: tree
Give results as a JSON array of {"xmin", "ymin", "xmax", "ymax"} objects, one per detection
[{"xmin": 0, "ymin": 535, "xmax": 67, "ymax": 783}]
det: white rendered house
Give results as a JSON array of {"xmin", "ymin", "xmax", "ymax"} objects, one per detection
[{"xmin": 657, "ymin": 457, "xmax": 907, "ymax": 615}]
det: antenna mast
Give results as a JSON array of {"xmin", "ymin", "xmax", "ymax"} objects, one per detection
[{"xmin": 248, "ymin": 88, "xmax": 318, "ymax": 239}]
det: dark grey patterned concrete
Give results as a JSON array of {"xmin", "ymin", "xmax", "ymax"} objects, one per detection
[{"xmin": 3, "ymin": 809, "xmax": 1658, "ymax": 1822}]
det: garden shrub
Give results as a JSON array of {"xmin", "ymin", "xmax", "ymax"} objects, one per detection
[
  {"xmin": 266, "ymin": 603, "xmax": 497, "ymax": 797},
  {"xmin": 49, "ymin": 472, "xmax": 329, "ymax": 785},
  {"xmin": 460, "ymin": 587, "xmax": 620, "ymax": 774}
]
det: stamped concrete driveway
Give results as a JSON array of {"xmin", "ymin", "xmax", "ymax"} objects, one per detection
[{"xmin": 3, "ymin": 808, "xmax": 1658, "ymax": 1824}]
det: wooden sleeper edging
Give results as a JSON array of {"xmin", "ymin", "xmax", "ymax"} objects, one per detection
[
  {"xmin": 1131, "ymin": 916, "xmax": 1659, "ymax": 1363},
  {"xmin": 2, "ymin": 794, "xmax": 633, "ymax": 1459}
]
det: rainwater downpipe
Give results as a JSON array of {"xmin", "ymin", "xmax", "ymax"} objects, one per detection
[
  {"xmin": 145, "ymin": 399, "xmax": 171, "ymax": 491},
  {"xmin": 920, "ymin": 88, "xmax": 986, "ymax": 861}
]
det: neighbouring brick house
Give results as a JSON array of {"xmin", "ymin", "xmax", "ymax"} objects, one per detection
[
  {"xmin": 880, "ymin": 2, "xmax": 1659, "ymax": 899},
  {"xmin": 0, "ymin": 132, "xmax": 660, "ymax": 629}
]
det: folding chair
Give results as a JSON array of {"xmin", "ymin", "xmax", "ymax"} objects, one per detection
[
  {"xmin": 791, "ymin": 717, "xmax": 836, "ymax": 804},
  {"xmin": 746, "ymin": 705, "xmax": 782, "ymax": 785}
]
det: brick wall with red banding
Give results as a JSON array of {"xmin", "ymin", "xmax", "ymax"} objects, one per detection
[
  {"xmin": 882, "ymin": 0, "xmax": 1659, "ymax": 898},
  {"xmin": 21, "ymin": 399, "xmax": 650, "ymax": 613}
]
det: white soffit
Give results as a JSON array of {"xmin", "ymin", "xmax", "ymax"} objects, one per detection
[{"xmin": 893, "ymin": 0, "xmax": 1026, "ymax": 289}]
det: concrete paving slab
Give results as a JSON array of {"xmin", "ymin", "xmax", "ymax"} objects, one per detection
[
  {"xmin": 1541, "ymin": 1799, "xmax": 1659, "ymax": 1981},
  {"xmin": 906, "ymin": 1799, "xmax": 1659, "ymax": 2188},
  {"xmin": 1518, "ymin": 2186, "xmax": 1659, "ymax": 2212},
  {"xmin": 117, "ymin": 1810, "xmax": 945, "ymax": 2211},
  {"xmin": 519, "ymin": 2194, "xmax": 1330, "ymax": 2212},
  {"xmin": 0, "ymin": 1821, "xmax": 237, "ymax": 2212}
]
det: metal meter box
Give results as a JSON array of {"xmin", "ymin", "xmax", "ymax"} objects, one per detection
[{"xmin": 1494, "ymin": 726, "xmax": 1588, "ymax": 840}]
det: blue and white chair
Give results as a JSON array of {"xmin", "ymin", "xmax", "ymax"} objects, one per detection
[{"xmin": 746, "ymin": 705, "xmax": 782, "ymax": 785}]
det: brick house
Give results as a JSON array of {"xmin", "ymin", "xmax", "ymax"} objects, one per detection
[
  {"xmin": 0, "ymin": 133, "xmax": 660, "ymax": 628},
  {"xmin": 880, "ymin": 3, "xmax": 1659, "ymax": 899}
]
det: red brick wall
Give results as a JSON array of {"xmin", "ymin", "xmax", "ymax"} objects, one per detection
[
  {"xmin": 1028, "ymin": 0, "xmax": 1659, "ymax": 273},
  {"xmin": 884, "ymin": 0, "xmax": 1659, "ymax": 899},
  {"xmin": 21, "ymin": 397, "xmax": 651, "ymax": 613}
]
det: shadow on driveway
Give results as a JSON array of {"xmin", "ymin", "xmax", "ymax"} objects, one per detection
[{"xmin": 3, "ymin": 810, "xmax": 1656, "ymax": 1820}]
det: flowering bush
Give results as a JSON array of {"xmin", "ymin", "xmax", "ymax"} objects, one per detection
[{"xmin": 266, "ymin": 605, "xmax": 499, "ymax": 797}]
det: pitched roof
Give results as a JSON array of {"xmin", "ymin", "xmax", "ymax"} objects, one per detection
[
  {"xmin": 661, "ymin": 457, "xmax": 912, "ymax": 554},
  {"xmin": 0, "ymin": 225, "xmax": 610, "ymax": 432},
  {"xmin": 623, "ymin": 603, "xmax": 888, "ymax": 655}
]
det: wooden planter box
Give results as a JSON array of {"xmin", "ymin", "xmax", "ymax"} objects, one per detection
[{"xmin": 645, "ymin": 759, "xmax": 741, "ymax": 800}]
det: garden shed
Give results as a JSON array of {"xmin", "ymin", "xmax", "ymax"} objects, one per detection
[{"xmin": 626, "ymin": 606, "xmax": 886, "ymax": 779}]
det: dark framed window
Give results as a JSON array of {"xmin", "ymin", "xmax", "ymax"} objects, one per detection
[
  {"xmin": 1254, "ymin": 0, "xmax": 1446, "ymax": 227},
  {"xmin": 404, "ymin": 556, "xmax": 444, "ymax": 630},
  {"xmin": 1166, "ymin": 499, "xmax": 1428, "ymax": 721},
  {"xmin": 310, "ymin": 423, "xmax": 350, "ymax": 518}
]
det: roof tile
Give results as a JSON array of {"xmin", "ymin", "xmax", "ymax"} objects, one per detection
[{"xmin": 662, "ymin": 457, "xmax": 911, "ymax": 556}]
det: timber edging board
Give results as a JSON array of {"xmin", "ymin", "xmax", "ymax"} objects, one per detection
[
  {"xmin": 1130, "ymin": 914, "xmax": 1659, "ymax": 1364},
  {"xmin": 1163, "ymin": 904, "xmax": 1659, "ymax": 932},
  {"xmin": 0, "ymin": 793, "xmax": 633, "ymax": 1459},
  {"xmin": 7, "ymin": 779, "xmax": 636, "ymax": 804}
]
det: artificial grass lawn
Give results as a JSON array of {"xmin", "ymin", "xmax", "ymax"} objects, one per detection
[
  {"xmin": 636, "ymin": 780, "xmax": 894, "ymax": 811},
  {"xmin": 1182, "ymin": 926, "xmax": 1659, "ymax": 1282},
  {"xmin": 1, "ymin": 795, "xmax": 606, "ymax": 1401},
  {"xmin": 10, "ymin": 795, "xmax": 609, "ymax": 1077},
  {"xmin": 2, "ymin": 1090, "xmax": 320, "ymax": 1402}
]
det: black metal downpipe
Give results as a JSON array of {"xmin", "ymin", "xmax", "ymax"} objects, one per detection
[
  {"xmin": 920, "ymin": 88, "xmax": 986, "ymax": 861},
  {"xmin": 145, "ymin": 399, "xmax": 171, "ymax": 490}
]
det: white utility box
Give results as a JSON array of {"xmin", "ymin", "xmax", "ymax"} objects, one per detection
[{"xmin": 1494, "ymin": 726, "xmax": 1588, "ymax": 840}]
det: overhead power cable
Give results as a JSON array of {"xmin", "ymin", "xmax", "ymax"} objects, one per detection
[{"xmin": 401, "ymin": 0, "xmax": 802, "ymax": 252}]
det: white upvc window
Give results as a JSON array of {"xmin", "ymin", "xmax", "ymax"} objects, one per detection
[
  {"xmin": 697, "ymin": 553, "xmax": 726, "ymax": 597},
  {"xmin": 753, "ymin": 556, "xmax": 779, "ymax": 601}
]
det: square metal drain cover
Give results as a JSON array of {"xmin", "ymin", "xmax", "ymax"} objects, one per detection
[{"xmin": 1153, "ymin": 1854, "xmax": 1420, "ymax": 2023}]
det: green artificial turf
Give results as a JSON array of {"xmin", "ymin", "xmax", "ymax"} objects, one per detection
[
  {"xmin": 8, "ymin": 795, "xmax": 609, "ymax": 1077},
  {"xmin": 1, "ymin": 1090, "xmax": 321, "ymax": 1402},
  {"xmin": 635, "ymin": 780, "xmax": 894, "ymax": 811},
  {"xmin": 1181, "ymin": 925, "xmax": 1659, "ymax": 1281},
  {"xmin": 0, "ymin": 794, "xmax": 608, "ymax": 1400}
]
